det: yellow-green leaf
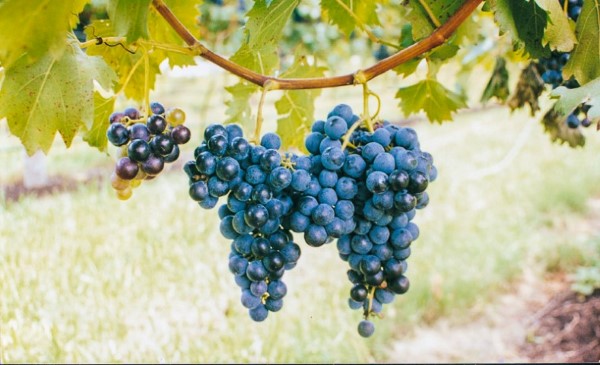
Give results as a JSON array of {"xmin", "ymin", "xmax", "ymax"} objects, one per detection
[
  {"xmin": 108, "ymin": 0, "xmax": 152, "ymax": 42},
  {"xmin": 320, "ymin": 0, "xmax": 380, "ymax": 36},
  {"xmin": 83, "ymin": 92, "xmax": 116, "ymax": 151},
  {"xmin": 396, "ymin": 79, "xmax": 467, "ymax": 123},
  {"xmin": 230, "ymin": 0, "xmax": 299, "ymax": 72},
  {"xmin": 85, "ymin": 20, "xmax": 161, "ymax": 101},
  {"xmin": 225, "ymin": 82, "xmax": 259, "ymax": 126},
  {"xmin": 0, "ymin": 0, "xmax": 88, "ymax": 68},
  {"xmin": 563, "ymin": 0, "xmax": 600, "ymax": 85},
  {"xmin": 275, "ymin": 57, "xmax": 327, "ymax": 150},
  {"xmin": 0, "ymin": 41, "xmax": 116, "ymax": 155},
  {"xmin": 148, "ymin": 0, "xmax": 199, "ymax": 68},
  {"xmin": 535, "ymin": 0, "xmax": 576, "ymax": 52}
]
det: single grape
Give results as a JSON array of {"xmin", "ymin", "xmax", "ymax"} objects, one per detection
[
  {"xmin": 171, "ymin": 125, "xmax": 191, "ymax": 144},
  {"xmin": 358, "ymin": 320, "xmax": 375, "ymax": 338},
  {"xmin": 107, "ymin": 123, "xmax": 130, "ymax": 146},
  {"xmin": 115, "ymin": 157, "xmax": 139, "ymax": 180},
  {"xmin": 147, "ymin": 114, "xmax": 167, "ymax": 134}
]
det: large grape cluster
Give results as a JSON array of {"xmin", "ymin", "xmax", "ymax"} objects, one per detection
[
  {"xmin": 303, "ymin": 104, "xmax": 436, "ymax": 337},
  {"xmin": 185, "ymin": 125, "xmax": 304, "ymax": 321},
  {"xmin": 185, "ymin": 104, "xmax": 436, "ymax": 337},
  {"xmin": 107, "ymin": 103, "xmax": 191, "ymax": 200}
]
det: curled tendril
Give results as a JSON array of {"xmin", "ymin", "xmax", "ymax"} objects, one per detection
[{"xmin": 87, "ymin": 26, "xmax": 136, "ymax": 54}]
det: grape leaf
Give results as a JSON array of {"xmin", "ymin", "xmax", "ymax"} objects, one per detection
[
  {"xmin": 508, "ymin": 62, "xmax": 545, "ymax": 115},
  {"xmin": 108, "ymin": 0, "xmax": 152, "ymax": 42},
  {"xmin": 320, "ymin": 0, "xmax": 380, "ymax": 36},
  {"xmin": 563, "ymin": 0, "xmax": 600, "ymax": 85},
  {"xmin": 0, "ymin": 0, "xmax": 88, "ymax": 68},
  {"xmin": 395, "ymin": 79, "xmax": 467, "ymax": 123},
  {"xmin": 0, "ymin": 40, "xmax": 117, "ymax": 155},
  {"xmin": 230, "ymin": 0, "xmax": 299, "ymax": 72},
  {"xmin": 85, "ymin": 20, "xmax": 161, "ymax": 101},
  {"xmin": 226, "ymin": 0, "xmax": 299, "ymax": 123},
  {"xmin": 83, "ymin": 92, "xmax": 116, "ymax": 152},
  {"xmin": 541, "ymin": 105, "xmax": 585, "ymax": 147},
  {"xmin": 398, "ymin": 0, "xmax": 465, "ymax": 40},
  {"xmin": 225, "ymin": 82, "xmax": 259, "ymax": 127},
  {"xmin": 148, "ymin": 0, "xmax": 199, "ymax": 68},
  {"xmin": 489, "ymin": 0, "xmax": 550, "ymax": 58},
  {"xmin": 551, "ymin": 77, "xmax": 600, "ymax": 119},
  {"xmin": 535, "ymin": 0, "xmax": 576, "ymax": 52},
  {"xmin": 481, "ymin": 57, "xmax": 510, "ymax": 103},
  {"xmin": 275, "ymin": 57, "xmax": 327, "ymax": 150},
  {"xmin": 393, "ymin": 59, "xmax": 422, "ymax": 77}
]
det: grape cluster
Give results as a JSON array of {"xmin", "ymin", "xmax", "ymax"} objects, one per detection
[
  {"xmin": 185, "ymin": 125, "xmax": 304, "ymax": 321},
  {"xmin": 185, "ymin": 104, "xmax": 436, "ymax": 337},
  {"xmin": 107, "ymin": 103, "xmax": 191, "ymax": 200},
  {"xmin": 303, "ymin": 104, "xmax": 436, "ymax": 337},
  {"xmin": 537, "ymin": 0, "xmax": 592, "ymax": 128}
]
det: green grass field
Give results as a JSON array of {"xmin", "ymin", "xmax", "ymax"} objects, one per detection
[{"xmin": 2, "ymin": 71, "xmax": 600, "ymax": 362}]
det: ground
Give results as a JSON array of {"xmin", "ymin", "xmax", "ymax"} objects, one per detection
[
  {"xmin": 389, "ymin": 271, "xmax": 599, "ymax": 363},
  {"xmin": 4, "ymin": 177, "xmax": 600, "ymax": 363}
]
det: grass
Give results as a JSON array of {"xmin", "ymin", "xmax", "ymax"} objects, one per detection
[{"xmin": 2, "ymin": 70, "xmax": 600, "ymax": 362}]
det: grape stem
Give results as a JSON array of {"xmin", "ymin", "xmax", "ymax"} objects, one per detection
[
  {"xmin": 253, "ymin": 80, "xmax": 278, "ymax": 144},
  {"xmin": 364, "ymin": 286, "xmax": 376, "ymax": 319},
  {"xmin": 341, "ymin": 116, "xmax": 366, "ymax": 151},
  {"xmin": 150, "ymin": 0, "xmax": 483, "ymax": 90},
  {"xmin": 362, "ymin": 83, "xmax": 375, "ymax": 133}
]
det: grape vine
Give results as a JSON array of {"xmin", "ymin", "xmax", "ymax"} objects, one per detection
[{"xmin": 2, "ymin": 0, "xmax": 600, "ymax": 341}]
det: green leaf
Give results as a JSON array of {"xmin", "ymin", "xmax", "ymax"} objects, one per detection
[
  {"xmin": 85, "ymin": 20, "xmax": 161, "ymax": 101},
  {"xmin": 275, "ymin": 57, "xmax": 327, "ymax": 150},
  {"xmin": 541, "ymin": 104, "xmax": 585, "ymax": 147},
  {"xmin": 481, "ymin": 57, "xmax": 510, "ymax": 103},
  {"xmin": 225, "ymin": 82, "xmax": 259, "ymax": 126},
  {"xmin": 489, "ymin": 0, "xmax": 549, "ymax": 58},
  {"xmin": 148, "ymin": 0, "xmax": 199, "ymax": 68},
  {"xmin": 535, "ymin": 0, "xmax": 576, "ymax": 52},
  {"xmin": 551, "ymin": 77, "xmax": 600, "ymax": 119},
  {"xmin": 230, "ymin": 0, "xmax": 299, "ymax": 72},
  {"xmin": 393, "ymin": 59, "xmax": 422, "ymax": 77},
  {"xmin": 508, "ymin": 62, "xmax": 545, "ymax": 115},
  {"xmin": 0, "ymin": 0, "xmax": 88, "ymax": 68},
  {"xmin": 395, "ymin": 79, "xmax": 467, "ymax": 123},
  {"xmin": 0, "ymin": 40, "xmax": 117, "ymax": 155},
  {"xmin": 320, "ymin": 0, "xmax": 380, "ymax": 36},
  {"xmin": 399, "ymin": 0, "xmax": 465, "ymax": 40},
  {"xmin": 83, "ymin": 92, "xmax": 116, "ymax": 151},
  {"xmin": 563, "ymin": 0, "xmax": 600, "ymax": 85},
  {"xmin": 428, "ymin": 43, "xmax": 460, "ymax": 61},
  {"xmin": 108, "ymin": 0, "xmax": 152, "ymax": 42},
  {"xmin": 226, "ymin": 0, "xmax": 298, "ymax": 125}
]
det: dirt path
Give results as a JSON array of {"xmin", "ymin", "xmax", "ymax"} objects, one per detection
[
  {"xmin": 387, "ymin": 270, "xmax": 570, "ymax": 363},
  {"xmin": 387, "ymin": 200, "xmax": 600, "ymax": 363}
]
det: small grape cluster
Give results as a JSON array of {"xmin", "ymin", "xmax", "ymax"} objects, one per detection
[
  {"xmin": 537, "ymin": 0, "xmax": 592, "ymax": 129},
  {"xmin": 107, "ymin": 103, "xmax": 191, "ymax": 200},
  {"xmin": 185, "ymin": 125, "xmax": 303, "ymax": 321},
  {"xmin": 303, "ymin": 104, "xmax": 435, "ymax": 337}
]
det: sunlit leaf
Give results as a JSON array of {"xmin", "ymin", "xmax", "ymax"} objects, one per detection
[{"xmin": 0, "ymin": 40, "xmax": 117, "ymax": 154}]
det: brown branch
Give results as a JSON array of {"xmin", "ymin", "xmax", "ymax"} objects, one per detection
[{"xmin": 151, "ymin": 0, "xmax": 483, "ymax": 90}]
